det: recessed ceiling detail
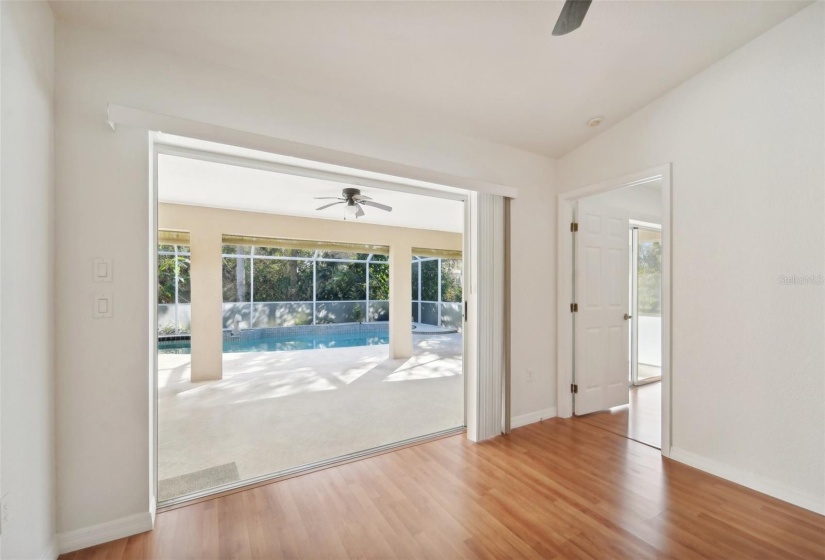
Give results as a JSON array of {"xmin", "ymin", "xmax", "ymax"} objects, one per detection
[{"xmin": 587, "ymin": 117, "xmax": 603, "ymax": 128}]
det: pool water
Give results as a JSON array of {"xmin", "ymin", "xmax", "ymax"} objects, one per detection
[{"xmin": 158, "ymin": 332, "xmax": 390, "ymax": 355}]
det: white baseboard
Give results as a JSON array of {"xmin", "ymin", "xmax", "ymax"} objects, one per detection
[
  {"xmin": 511, "ymin": 407, "xmax": 558, "ymax": 429},
  {"xmin": 669, "ymin": 447, "xmax": 825, "ymax": 515},
  {"xmin": 58, "ymin": 511, "xmax": 154, "ymax": 554},
  {"xmin": 39, "ymin": 536, "xmax": 59, "ymax": 560}
]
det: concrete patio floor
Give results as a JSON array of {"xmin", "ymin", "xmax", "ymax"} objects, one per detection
[{"xmin": 157, "ymin": 333, "xmax": 463, "ymax": 501}]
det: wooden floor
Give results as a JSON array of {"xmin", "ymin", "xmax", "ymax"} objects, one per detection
[
  {"xmin": 62, "ymin": 419, "xmax": 825, "ymax": 560},
  {"xmin": 576, "ymin": 382, "xmax": 662, "ymax": 448}
]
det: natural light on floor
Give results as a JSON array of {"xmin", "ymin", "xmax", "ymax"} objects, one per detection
[{"xmin": 156, "ymin": 333, "xmax": 463, "ymax": 502}]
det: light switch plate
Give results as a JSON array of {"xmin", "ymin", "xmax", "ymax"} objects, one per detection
[
  {"xmin": 93, "ymin": 258, "xmax": 113, "ymax": 282},
  {"xmin": 94, "ymin": 294, "xmax": 113, "ymax": 318}
]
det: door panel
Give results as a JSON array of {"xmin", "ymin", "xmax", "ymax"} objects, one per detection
[{"xmin": 574, "ymin": 200, "xmax": 630, "ymax": 415}]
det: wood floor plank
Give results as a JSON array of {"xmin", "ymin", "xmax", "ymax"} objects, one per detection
[
  {"xmin": 62, "ymin": 418, "xmax": 825, "ymax": 560},
  {"xmin": 576, "ymin": 382, "xmax": 662, "ymax": 448}
]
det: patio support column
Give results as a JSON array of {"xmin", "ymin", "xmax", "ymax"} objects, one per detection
[
  {"xmin": 389, "ymin": 243, "xmax": 413, "ymax": 359},
  {"xmin": 189, "ymin": 227, "xmax": 223, "ymax": 381}
]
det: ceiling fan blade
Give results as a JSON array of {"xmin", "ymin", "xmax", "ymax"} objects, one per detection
[
  {"xmin": 314, "ymin": 197, "xmax": 344, "ymax": 200},
  {"xmin": 360, "ymin": 200, "xmax": 392, "ymax": 212},
  {"xmin": 552, "ymin": 0, "xmax": 592, "ymax": 36},
  {"xmin": 316, "ymin": 201, "xmax": 345, "ymax": 210},
  {"xmin": 355, "ymin": 204, "xmax": 365, "ymax": 218},
  {"xmin": 352, "ymin": 194, "xmax": 372, "ymax": 201}
]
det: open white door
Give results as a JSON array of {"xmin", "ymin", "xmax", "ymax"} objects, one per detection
[{"xmin": 574, "ymin": 199, "xmax": 630, "ymax": 415}]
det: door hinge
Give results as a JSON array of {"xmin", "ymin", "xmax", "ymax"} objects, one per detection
[
  {"xmin": 464, "ymin": 300, "xmax": 468, "ymax": 321},
  {"xmin": 570, "ymin": 303, "xmax": 578, "ymax": 313},
  {"xmin": 570, "ymin": 222, "xmax": 579, "ymax": 232},
  {"xmin": 571, "ymin": 383, "xmax": 578, "ymax": 394}
]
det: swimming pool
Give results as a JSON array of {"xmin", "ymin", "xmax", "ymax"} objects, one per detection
[{"xmin": 158, "ymin": 331, "xmax": 390, "ymax": 354}]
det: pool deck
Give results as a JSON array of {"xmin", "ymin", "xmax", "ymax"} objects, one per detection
[
  {"xmin": 157, "ymin": 332, "xmax": 463, "ymax": 502},
  {"xmin": 411, "ymin": 322, "xmax": 458, "ymax": 334}
]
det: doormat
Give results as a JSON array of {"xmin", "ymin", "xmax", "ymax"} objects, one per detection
[{"xmin": 158, "ymin": 462, "xmax": 240, "ymax": 502}]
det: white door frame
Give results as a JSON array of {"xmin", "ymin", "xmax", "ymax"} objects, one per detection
[
  {"xmin": 556, "ymin": 164, "xmax": 672, "ymax": 457},
  {"xmin": 150, "ymin": 139, "xmax": 476, "ymax": 507}
]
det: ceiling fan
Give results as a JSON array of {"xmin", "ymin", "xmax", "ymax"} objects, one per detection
[
  {"xmin": 552, "ymin": 0, "xmax": 592, "ymax": 36},
  {"xmin": 314, "ymin": 188, "xmax": 392, "ymax": 219}
]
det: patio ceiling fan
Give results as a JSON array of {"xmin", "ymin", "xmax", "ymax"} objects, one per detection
[{"xmin": 314, "ymin": 188, "xmax": 392, "ymax": 219}]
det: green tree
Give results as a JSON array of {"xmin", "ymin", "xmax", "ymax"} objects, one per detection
[
  {"xmin": 352, "ymin": 304, "xmax": 364, "ymax": 323},
  {"xmin": 158, "ymin": 253, "xmax": 176, "ymax": 304},
  {"xmin": 369, "ymin": 263, "xmax": 389, "ymax": 300},
  {"xmin": 638, "ymin": 241, "xmax": 662, "ymax": 314},
  {"xmin": 218, "ymin": 246, "xmax": 393, "ymax": 305},
  {"xmin": 157, "ymin": 245, "xmax": 190, "ymax": 304},
  {"xmin": 440, "ymin": 259, "xmax": 462, "ymax": 303},
  {"xmin": 420, "ymin": 259, "xmax": 439, "ymax": 301},
  {"xmin": 222, "ymin": 255, "xmax": 250, "ymax": 302},
  {"xmin": 316, "ymin": 261, "xmax": 366, "ymax": 301},
  {"xmin": 412, "ymin": 258, "xmax": 462, "ymax": 303},
  {"xmin": 253, "ymin": 257, "xmax": 313, "ymax": 301}
]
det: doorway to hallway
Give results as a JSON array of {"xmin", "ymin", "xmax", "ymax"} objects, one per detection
[{"xmin": 557, "ymin": 166, "xmax": 670, "ymax": 451}]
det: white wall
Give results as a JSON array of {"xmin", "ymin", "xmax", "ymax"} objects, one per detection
[
  {"xmin": 558, "ymin": 4, "xmax": 824, "ymax": 512},
  {"xmin": 0, "ymin": 1, "xmax": 56, "ymax": 558},
  {"xmin": 53, "ymin": 22, "xmax": 555, "ymax": 536}
]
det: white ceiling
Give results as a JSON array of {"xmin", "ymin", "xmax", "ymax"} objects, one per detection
[
  {"xmin": 51, "ymin": 0, "xmax": 808, "ymax": 157},
  {"xmin": 158, "ymin": 154, "xmax": 465, "ymax": 233}
]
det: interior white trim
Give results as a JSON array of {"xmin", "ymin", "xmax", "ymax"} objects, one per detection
[
  {"xmin": 57, "ymin": 511, "xmax": 154, "ymax": 554},
  {"xmin": 149, "ymin": 140, "xmax": 478, "ymax": 504},
  {"xmin": 39, "ymin": 537, "xmax": 59, "ymax": 560},
  {"xmin": 556, "ymin": 164, "xmax": 673, "ymax": 457},
  {"xmin": 463, "ymin": 195, "xmax": 478, "ymax": 441},
  {"xmin": 149, "ymin": 494, "xmax": 157, "ymax": 525},
  {"xmin": 510, "ymin": 407, "xmax": 558, "ymax": 430},
  {"xmin": 629, "ymin": 219, "xmax": 661, "ymax": 230},
  {"xmin": 669, "ymin": 447, "xmax": 825, "ymax": 515},
  {"xmin": 108, "ymin": 104, "xmax": 517, "ymax": 198},
  {"xmin": 462, "ymin": 197, "xmax": 473, "ymax": 434},
  {"xmin": 148, "ymin": 146, "xmax": 159, "ymax": 542}
]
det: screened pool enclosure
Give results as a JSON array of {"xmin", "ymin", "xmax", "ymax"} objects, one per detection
[{"xmin": 158, "ymin": 235, "xmax": 462, "ymax": 335}]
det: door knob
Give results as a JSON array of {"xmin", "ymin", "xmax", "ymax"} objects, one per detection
[{"xmin": 624, "ymin": 313, "xmax": 632, "ymax": 320}]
